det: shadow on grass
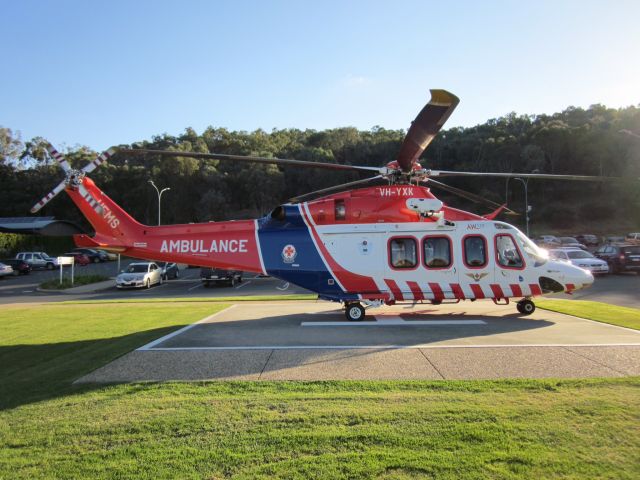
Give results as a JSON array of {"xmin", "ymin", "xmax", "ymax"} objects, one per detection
[{"xmin": 0, "ymin": 326, "xmax": 186, "ymax": 411}]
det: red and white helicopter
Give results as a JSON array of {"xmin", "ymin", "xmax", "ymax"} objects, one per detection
[{"xmin": 32, "ymin": 90, "xmax": 608, "ymax": 320}]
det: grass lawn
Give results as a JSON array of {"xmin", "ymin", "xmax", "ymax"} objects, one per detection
[
  {"xmin": 537, "ymin": 298, "xmax": 640, "ymax": 330},
  {"xmin": 0, "ymin": 302, "xmax": 639, "ymax": 479}
]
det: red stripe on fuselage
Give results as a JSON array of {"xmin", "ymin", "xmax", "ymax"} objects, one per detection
[
  {"xmin": 470, "ymin": 284, "xmax": 485, "ymax": 299},
  {"xmin": 510, "ymin": 284, "xmax": 523, "ymax": 297},
  {"xmin": 490, "ymin": 284, "xmax": 505, "ymax": 299},
  {"xmin": 529, "ymin": 283, "xmax": 542, "ymax": 296},
  {"xmin": 428, "ymin": 282, "xmax": 444, "ymax": 301},
  {"xmin": 384, "ymin": 279, "xmax": 404, "ymax": 300},
  {"xmin": 300, "ymin": 204, "xmax": 380, "ymax": 294},
  {"xmin": 450, "ymin": 283, "xmax": 465, "ymax": 299},
  {"xmin": 407, "ymin": 281, "xmax": 424, "ymax": 301},
  {"xmin": 565, "ymin": 283, "xmax": 575, "ymax": 293}
]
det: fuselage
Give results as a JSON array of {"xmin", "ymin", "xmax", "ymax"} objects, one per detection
[{"xmin": 70, "ymin": 179, "xmax": 593, "ymax": 303}]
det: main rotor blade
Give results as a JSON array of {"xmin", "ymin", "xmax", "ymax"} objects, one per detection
[
  {"xmin": 30, "ymin": 180, "xmax": 67, "ymax": 213},
  {"xmin": 424, "ymin": 178, "xmax": 517, "ymax": 214},
  {"xmin": 429, "ymin": 170, "xmax": 628, "ymax": 181},
  {"xmin": 289, "ymin": 175, "xmax": 385, "ymax": 203},
  {"xmin": 396, "ymin": 89, "xmax": 459, "ymax": 172},
  {"xmin": 118, "ymin": 149, "xmax": 382, "ymax": 174}
]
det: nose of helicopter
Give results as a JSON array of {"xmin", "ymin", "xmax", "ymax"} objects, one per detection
[{"xmin": 548, "ymin": 261, "xmax": 594, "ymax": 293}]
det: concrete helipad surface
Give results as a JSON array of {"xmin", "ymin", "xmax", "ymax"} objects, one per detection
[{"xmin": 78, "ymin": 301, "xmax": 640, "ymax": 383}]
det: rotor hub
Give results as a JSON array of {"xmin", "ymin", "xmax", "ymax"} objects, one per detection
[{"xmin": 65, "ymin": 169, "xmax": 86, "ymax": 189}]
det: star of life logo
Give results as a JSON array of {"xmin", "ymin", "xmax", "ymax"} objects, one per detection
[{"xmin": 281, "ymin": 244, "xmax": 297, "ymax": 263}]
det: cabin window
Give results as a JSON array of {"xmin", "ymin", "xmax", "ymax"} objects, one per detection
[
  {"xmin": 389, "ymin": 238, "xmax": 418, "ymax": 269},
  {"xmin": 334, "ymin": 199, "xmax": 346, "ymax": 220},
  {"xmin": 463, "ymin": 235, "xmax": 487, "ymax": 268},
  {"xmin": 423, "ymin": 236, "xmax": 452, "ymax": 268},
  {"xmin": 495, "ymin": 234, "xmax": 524, "ymax": 268}
]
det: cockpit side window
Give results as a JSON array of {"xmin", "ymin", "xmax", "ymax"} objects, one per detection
[{"xmin": 495, "ymin": 234, "xmax": 524, "ymax": 269}]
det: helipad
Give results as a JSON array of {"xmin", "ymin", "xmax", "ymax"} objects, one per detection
[{"xmin": 78, "ymin": 301, "xmax": 640, "ymax": 382}]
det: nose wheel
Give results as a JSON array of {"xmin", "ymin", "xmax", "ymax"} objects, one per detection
[
  {"xmin": 345, "ymin": 303, "xmax": 366, "ymax": 321},
  {"xmin": 517, "ymin": 299, "xmax": 535, "ymax": 315}
]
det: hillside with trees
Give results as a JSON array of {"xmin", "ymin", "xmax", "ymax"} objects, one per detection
[{"xmin": 1, "ymin": 103, "xmax": 639, "ymax": 235}]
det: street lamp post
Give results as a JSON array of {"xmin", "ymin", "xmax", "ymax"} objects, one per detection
[
  {"xmin": 513, "ymin": 177, "xmax": 530, "ymax": 237},
  {"xmin": 148, "ymin": 180, "xmax": 170, "ymax": 226}
]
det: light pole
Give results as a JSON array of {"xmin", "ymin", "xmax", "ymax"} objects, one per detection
[
  {"xmin": 513, "ymin": 177, "xmax": 530, "ymax": 237},
  {"xmin": 148, "ymin": 180, "xmax": 170, "ymax": 226}
]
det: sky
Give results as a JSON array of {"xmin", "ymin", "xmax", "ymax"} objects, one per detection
[{"xmin": 1, "ymin": 0, "xmax": 639, "ymax": 151}]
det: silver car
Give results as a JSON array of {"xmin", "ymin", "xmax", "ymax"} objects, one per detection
[
  {"xmin": 548, "ymin": 248, "xmax": 609, "ymax": 275},
  {"xmin": 116, "ymin": 262, "xmax": 163, "ymax": 289},
  {"xmin": 0, "ymin": 262, "xmax": 14, "ymax": 277}
]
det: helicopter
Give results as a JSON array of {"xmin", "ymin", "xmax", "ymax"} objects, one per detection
[{"xmin": 32, "ymin": 89, "xmax": 611, "ymax": 321}]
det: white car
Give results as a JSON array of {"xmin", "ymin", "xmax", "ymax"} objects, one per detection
[
  {"xmin": 15, "ymin": 252, "xmax": 58, "ymax": 270},
  {"xmin": 548, "ymin": 248, "xmax": 609, "ymax": 275},
  {"xmin": 116, "ymin": 262, "xmax": 163, "ymax": 289},
  {"xmin": 0, "ymin": 262, "xmax": 14, "ymax": 277}
]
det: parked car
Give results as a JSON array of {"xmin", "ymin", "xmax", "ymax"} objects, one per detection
[
  {"xmin": 559, "ymin": 237, "xmax": 587, "ymax": 250},
  {"xmin": 534, "ymin": 235, "xmax": 561, "ymax": 248},
  {"xmin": 158, "ymin": 262, "xmax": 180, "ymax": 280},
  {"xmin": 68, "ymin": 248, "xmax": 108, "ymax": 263},
  {"xmin": 62, "ymin": 252, "xmax": 91, "ymax": 266},
  {"xmin": 604, "ymin": 235, "xmax": 625, "ymax": 244},
  {"xmin": 594, "ymin": 244, "xmax": 640, "ymax": 274},
  {"xmin": 96, "ymin": 249, "xmax": 118, "ymax": 261},
  {"xmin": 574, "ymin": 234, "xmax": 599, "ymax": 247},
  {"xmin": 200, "ymin": 267, "xmax": 242, "ymax": 287},
  {"xmin": 0, "ymin": 262, "xmax": 14, "ymax": 278},
  {"xmin": 15, "ymin": 252, "xmax": 58, "ymax": 270},
  {"xmin": 116, "ymin": 262, "xmax": 163, "ymax": 289},
  {"xmin": 1, "ymin": 258, "xmax": 31, "ymax": 275},
  {"xmin": 625, "ymin": 233, "xmax": 640, "ymax": 245},
  {"xmin": 548, "ymin": 248, "xmax": 609, "ymax": 275}
]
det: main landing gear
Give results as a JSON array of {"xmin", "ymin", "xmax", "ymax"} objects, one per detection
[
  {"xmin": 345, "ymin": 303, "xmax": 366, "ymax": 321},
  {"xmin": 516, "ymin": 299, "xmax": 535, "ymax": 315}
]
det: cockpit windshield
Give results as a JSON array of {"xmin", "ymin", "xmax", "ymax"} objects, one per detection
[{"xmin": 514, "ymin": 231, "xmax": 548, "ymax": 265}]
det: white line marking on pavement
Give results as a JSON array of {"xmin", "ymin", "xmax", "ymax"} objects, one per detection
[
  {"xmin": 143, "ymin": 343, "xmax": 640, "ymax": 351},
  {"xmin": 302, "ymin": 318, "xmax": 486, "ymax": 327},
  {"xmin": 137, "ymin": 305, "xmax": 238, "ymax": 351},
  {"xmin": 235, "ymin": 280, "xmax": 252, "ymax": 289},
  {"xmin": 276, "ymin": 282, "xmax": 290, "ymax": 291},
  {"xmin": 188, "ymin": 282, "xmax": 203, "ymax": 292},
  {"xmin": 22, "ymin": 290, "xmax": 33, "ymax": 293}
]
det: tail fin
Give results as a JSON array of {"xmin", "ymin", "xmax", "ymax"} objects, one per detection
[{"xmin": 67, "ymin": 176, "xmax": 145, "ymax": 248}]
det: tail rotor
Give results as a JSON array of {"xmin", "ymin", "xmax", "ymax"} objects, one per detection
[{"xmin": 30, "ymin": 143, "xmax": 115, "ymax": 213}]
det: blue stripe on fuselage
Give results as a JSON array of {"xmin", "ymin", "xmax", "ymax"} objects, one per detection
[{"xmin": 257, "ymin": 205, "xmax": 356, "ymax": 300}]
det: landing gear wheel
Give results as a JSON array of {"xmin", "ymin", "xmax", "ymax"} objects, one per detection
[
  {"xmin": 517, "ymin": 299, "xmax": 535, "ymax": 315},
  {"xmin": 345, "ymin": 303, "xmax": 365, "ymax": 322}
]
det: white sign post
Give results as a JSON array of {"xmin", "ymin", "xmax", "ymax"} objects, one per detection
[{"xmin": 57, "ymin": 256, "xmax": 75, "ymax": 285}]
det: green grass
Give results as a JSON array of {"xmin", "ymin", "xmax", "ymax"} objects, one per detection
[
  {"xmin": 39, "ymin": 274, "xmax": 110, "ymax": 290},
  {"xmin": 1, "ymin": 302, "xmax": 639, "ymax": 479},
  {"xmin": 0, "ymin": 302, "xmax": 229, "ymax": 409},
  {"xmin": 538, "ymin": 299, "xmax": 640, "ymax": 330}
]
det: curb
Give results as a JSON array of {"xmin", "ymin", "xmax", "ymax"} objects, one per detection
[{"xmin": 37, "ymin": 279, "xmax": 116, "ymax": 295}]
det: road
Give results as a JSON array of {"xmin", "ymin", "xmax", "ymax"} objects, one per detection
[{"xmin": 0, "ymin": 261, "xmax": 638, "ymax": 308}]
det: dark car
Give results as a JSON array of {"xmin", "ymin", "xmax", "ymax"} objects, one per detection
[
  {"xmin": 574, "ymin": 234, "xmax": 599, "ymax": 247},
  {"xmin": 594, "ymin": 244, "xmax": 640, "ymax": 274},
  {"xmin": 158, "ymin": 262, "xmax": 180, "ymax": 280},
  {"xmin": 62, "ymin": 252, "xmax": 91, "ymax": 266},
  {"xmin": 69, "ymin": 248, "xmax": 108, "ymax": 263},
  {"xmin": 200, "ymin": 267, "xmax": 242, "ymax": 287},
  {"xmin": 1, "ymin": 258, "xmax": 32, "ymax": 275}
]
